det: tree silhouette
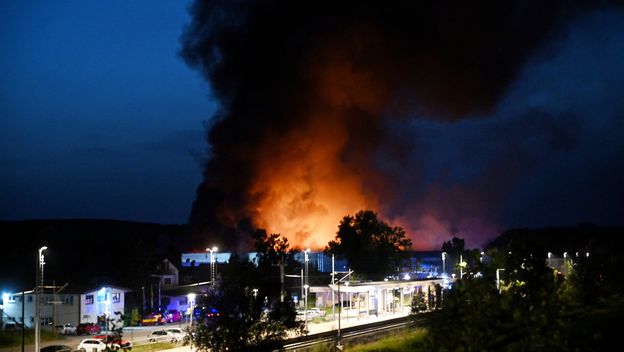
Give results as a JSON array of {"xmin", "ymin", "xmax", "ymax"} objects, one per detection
[{"xmin": 326, "ymin": 210, "xmax": 412, "ymax": 280}]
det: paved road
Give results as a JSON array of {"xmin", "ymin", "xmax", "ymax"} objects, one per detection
[
  {"xmin": 0, "ymin": 321, "xmax": 190, "ymax": 352},
  {"xmin": 1, "ymin": 310, "xmax": 411, "ymax": 352}
]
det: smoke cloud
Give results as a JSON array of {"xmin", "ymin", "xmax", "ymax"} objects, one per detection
[{"xmin": 180, "ymin": 0, "xmax": 624, "ymax": 250}]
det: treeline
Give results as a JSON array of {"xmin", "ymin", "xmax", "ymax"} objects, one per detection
[
  {"xmin": 0, "ymin": 219, "xmax": 187, "ymax": 290},
  {"xmin": 421, "ymin": 227, "xmax": 624, "ymax": 352}
]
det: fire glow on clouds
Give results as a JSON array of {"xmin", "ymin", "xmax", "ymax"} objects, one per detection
[{"xmin": 181, "ymin": 1, "xmax": 624, "ymax": 250}]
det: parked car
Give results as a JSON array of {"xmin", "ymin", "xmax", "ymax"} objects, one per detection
[
  {"xmin": 164, "ymin": 309, "xmax": 183, "ymax": 323},
  {"xmin": 140, "ymin": 312, "xmax": 165, "ymax": 326},
  {"xmin": 76, "ymin": 323, "xmax": 101, "ymax": 335},
  {"xmin": 194, "ymin": 306, "xmax": 220, "ymax": 319},
  {"xmin": 77, "ymin": 339, "xmax": 108, "ymax": 352},
  {"xmin": 55, "ymin": 323, "xmax": 77, "ymax": 335},
  {"xmin": 165, "ymin": 328, "xmax": 185, "ymax": 341},
  {"xmin": 93, "ymin": 334, "xmax": 132, "ymax": 349},
  {"xmin": 306, "ymin": 307, "xmax": 326, "ymax": 318},
  {"xmin": 295, "ymin": 310, "xmax": 311, "ymax": 321},
  {"xmin": 41, "ymin": 345, "xmax": 73, "ymax": 352},
  {"xmin": 147, "ymin": 329, "xmax": 180, "ymax": 343},
  {"xmin": 3, "ymin": 322, "xmax": 24, "ymax": 331}
]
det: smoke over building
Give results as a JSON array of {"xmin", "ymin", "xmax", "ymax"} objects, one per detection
[{"xmin": 180, "ymin": 0, "xmax": 624, "ymax": 250}]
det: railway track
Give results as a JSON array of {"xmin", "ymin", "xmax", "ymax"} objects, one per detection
[{"xmin": 282, "ymin": 315, "xmax": 425, "ymax": 351}]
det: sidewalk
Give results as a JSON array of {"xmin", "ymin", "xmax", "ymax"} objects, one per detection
[{"xmin": 296, "ymin": 307, "xmax": 411, "ymax": 337}]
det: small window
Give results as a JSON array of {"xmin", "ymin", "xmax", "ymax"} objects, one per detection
[
  {"xmin": 112, "ymin": 293, "xmax": 121, "ymax": 303},
  {"xmin": 85, "ymin": 295, "xmax": 94, "ymax": 305},
  {"xmin": 164, "ymin": 278, "xmax": 172, "ymax": 285},
  {"xmin": 28, "ymin": 296, "xmax": 33, "ymax": 302}
]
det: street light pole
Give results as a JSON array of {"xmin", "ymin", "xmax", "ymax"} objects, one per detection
[
  {"xmin": 496, "ymin": 268, "xmax": 505, "ymax": 293},
  {"xmin": 206, "ymin": 247, "xmax": 218, "ymax": 286},
  {"xmin": 459, "ymin": 254, "xmax": 465, "ymax": 279},
  {"xmin": 35, "ymin": 246, "xmax": 47, "ymax": 352},
  {"xmin": 441, "ymin": 252, "xmax": 446, "ymax": 276},
  {"xmin": 188, "ymin": 293, "xmax": 196, "ymax": 326},
  {"xmin": 331, "ymin": 253, "xmax": 335, "ymax": 321},
  {"xmin": 334, "ymin": 270, "xmax": 353, "ymax": 351},
  {"xmin": 304, "ymin": 249, "xmax": 310, "ymax": 314}
]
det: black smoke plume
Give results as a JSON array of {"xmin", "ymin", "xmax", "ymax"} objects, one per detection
[{"xmin": 180, "ymin": 0, "xmax": 620, "ymax": 250}]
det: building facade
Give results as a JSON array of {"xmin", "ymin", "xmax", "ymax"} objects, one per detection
[
  {"xmin": 1, "ymin": 291, "xmax": 80, "ymax": 329},
  {"xmin": 80, "ymin": 286, "xmax": 129, "ymax": 326}
]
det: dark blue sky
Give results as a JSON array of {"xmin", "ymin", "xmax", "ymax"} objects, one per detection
[{"xmin": 1, "ymin": 0, "xmax": 215, "ymax": 224}]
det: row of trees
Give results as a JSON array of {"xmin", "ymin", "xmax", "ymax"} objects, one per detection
[
  {"xmin": 422, "ymin": 240, "xmax": 624, "ymax": 351},
  {"xmin": 186, "ymin": 209, "xmax": 412, "ymax": 351}
]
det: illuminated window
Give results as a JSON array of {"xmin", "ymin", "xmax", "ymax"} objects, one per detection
[
  {"xmin": 112, "ymin": 293, "xmax": 121, "ymax": 303},
  {"xmin": 85, "ymin": 295, "xmax": 94, "ymax": 305}
]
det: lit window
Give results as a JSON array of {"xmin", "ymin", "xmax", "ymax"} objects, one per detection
[{"xmin": 112, "ymin": 293, "xmax": 121, "ymax": 303}]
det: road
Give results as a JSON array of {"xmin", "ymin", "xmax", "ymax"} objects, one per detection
[
  {"xmin": 0, "ymin": 321, "xmax": 190, "ymax": 352},
  {"xmin": 1, "ymin": 309, "xmax": 412, "ymax": 352}
]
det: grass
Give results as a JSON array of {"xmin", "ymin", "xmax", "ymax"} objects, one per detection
[
  {"xmin": 130, "ymin": 342, "xmax": 178, "ymax": 351},
  {"xmin": 309, "ymin": 328, "xmax": 428, "ymax": 352},
  {"xmin": 0, "ymin": 329, "xmax": 59, "ymax": 347},
  {"xmin": 346, "ymin": 328, "xmax": 428, "ymax": 352}
]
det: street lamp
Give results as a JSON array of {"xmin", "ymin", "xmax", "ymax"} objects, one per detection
[
  {"xmin": 35, "ymin": 246, "xmax": 47, "ymax": 352},
  {"xmin": 206, "ymin": 247, "xmax": 218, "ymax": 285},
  {"xmin": 304, "ymin": 249, "xmax": 310, "ymax": 310},
  {"xmin": 187, "ymin": 293, "xmax": 196, "ymax": 326},
  {"xmin": 458, "ymin": 254, "xmax": 467, "ymax": 279},
  {"xmin": 441, "ymin": 252, "xmax": 446, "ymax": 276},
  {"xmin": 496, "ymin": 268, "xmax": 505, "ymax": 293}
]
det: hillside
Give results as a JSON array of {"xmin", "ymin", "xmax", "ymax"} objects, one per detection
[{"xmin": 0, "ymin": 219, "xmax": 188, "ymax": 292}]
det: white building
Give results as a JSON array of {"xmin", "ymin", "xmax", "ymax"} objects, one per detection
[
  {"xmin": 1, "ymin": 291, "xmax": 80, "ymax": 329},
  {"xmin": 80, "ymin": 286, "xmax": 130, "ymax": 326},
  {"xmin": 155, "ymin": 259, "xmax": 179, "ymax": 287},
  {"xmin": 309, "ymin": 278, "xmax": 451, "ymax": 318}
]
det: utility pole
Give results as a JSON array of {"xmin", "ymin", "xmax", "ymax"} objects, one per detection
[
  {"xmin": 331, "ymin": 254, "xmax": 335, "ymax": 321},
  {"xmin": 334, "ymin": 270, "xmax": 353, "ymax": 351},
  {"xmin": 50, "ymin": 282, "xmax": 68, "ymax": 337},
  {"xmin": 272, "ymin": 253, "xmax": 287, "ymax": 302},
  {"xmin": 279, "ymin": 254, "xmax": 285, "ymax": 302},
  {"xmin": 21, "ymin": 291, "xmax": 25, "ymax": 352}
]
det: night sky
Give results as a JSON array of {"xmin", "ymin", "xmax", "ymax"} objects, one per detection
[
  {"xmin": 1, "ymin": 1, "xmax": 623, "ymax": 248},
  {"xmin": 1, "ymin": 0, "xmax": 215, "ymax": 224}
]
